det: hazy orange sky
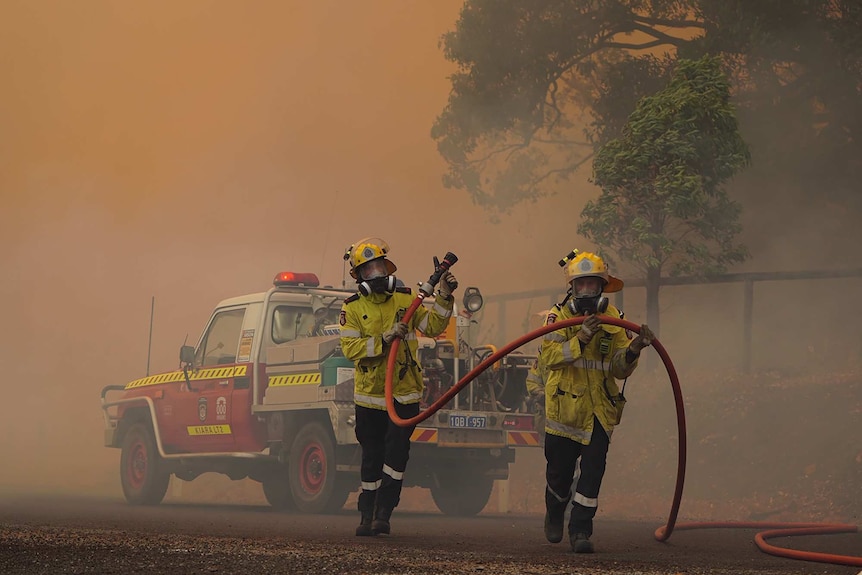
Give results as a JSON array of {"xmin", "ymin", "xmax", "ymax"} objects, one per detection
[
  {"xmin": 1, "ymin": 1, "xmax": 859, "ymax": 497},
  {"xmin": 1, "ymin": 1, "xmax": 585, "ymax": 289},
  {"xmin": 0, "ymin": 0, "xmax": 588, "ymax": 495}
]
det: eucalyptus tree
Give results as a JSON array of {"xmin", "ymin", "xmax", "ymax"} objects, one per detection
[{"xmin": 581, "ymin": 56, "xmax": 750, "ymax": 334}]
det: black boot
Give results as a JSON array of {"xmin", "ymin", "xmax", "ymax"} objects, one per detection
[
  {"xmin": 544, "ymin": 488, "xmax": 571, "ymax": 544},
  {"xmin": 570, "ymin": 532, "xmax": 594, "ymax": 553},
  {"xmin": 355, "ymin": 511, "xmax": 375, "ymax": 537},
  {"xmin": 355, "ymin": 491, "xmax": 377, "ymax": 537},
  {"xmin": 568, "ymin": 499, "xmax": 595, "ymax": 552},
  {"xmin": 372, "ymin": 506, "xmax": 392, "ymax": 535}
]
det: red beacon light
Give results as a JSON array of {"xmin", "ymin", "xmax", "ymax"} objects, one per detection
[{"xmin": 273, "ymin": 272, "xmax": 320, "ymax": 288}]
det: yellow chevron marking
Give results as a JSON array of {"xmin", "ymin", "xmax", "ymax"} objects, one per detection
[
  {"xmin": 124, "ymin": 365, "xmax": 248, "ymax": 390},
  {"xmin": 507, "ymin": 431, "xmax": 541, "ymax": 446},
  {"xmin": 187, "ymin": 425, "xmax": 232, "ymax": 436},
  {"xmin": 268, "ymin": 372, "xmax": 322, "ymax": 387},
  {"xmin": 409, "ymin": 428, "xmax": 438, "ymax": 443}
]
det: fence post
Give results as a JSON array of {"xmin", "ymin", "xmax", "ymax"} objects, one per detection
[{"xmin": 743, "ymin": 279, "xmax": 754, "ymax": 373}]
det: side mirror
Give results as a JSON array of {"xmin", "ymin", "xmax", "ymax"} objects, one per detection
[
  {"xmin": 179, "ymin": 345, "xmax": 196, "ymax": 367},
  {"xmin": 179, "ymin": 344, "xmax": 199, "ymax": 392}
]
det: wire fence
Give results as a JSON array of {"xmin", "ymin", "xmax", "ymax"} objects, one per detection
[{"xmin": 484, "ymin": 268, "xmax": 862, "ymax": 373}]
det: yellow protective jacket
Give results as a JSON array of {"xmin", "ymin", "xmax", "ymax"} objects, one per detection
[
  {"xmin": 340, "ymin": 287, "xmax": 453, "ymax": 410},
  {"xmin": 525, "ymin": 347, "xmax": 546, "ymax": 397},
  {"xmin": 539, "ymin": 301, "xmax": 637, "ymax": 444}
]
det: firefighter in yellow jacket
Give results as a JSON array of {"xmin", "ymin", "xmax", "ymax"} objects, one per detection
[
  {"xmin": 340, "ymin": 237, "xmax": 456, "ymax": 537},
  {"xmin": 539, "ymin": 251, "xmax": 654, "ymax": 553}
]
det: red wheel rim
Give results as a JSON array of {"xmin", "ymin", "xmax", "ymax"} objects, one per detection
[
  {"xmin": 125, "ymin": 436, "xmax": 148, "ymax": 490},
  {"xmin": 299, "ymin": 441, "xmax": 325, "ymax": 494}
]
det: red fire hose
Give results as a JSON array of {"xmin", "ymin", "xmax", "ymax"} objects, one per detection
[{"xmin": 384, "ymin": 297, "xmax": 861, "ymax": 568}]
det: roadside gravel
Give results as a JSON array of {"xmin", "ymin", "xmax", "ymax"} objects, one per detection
[{"xmin": 0, "ymin": 524, "xmax": 817, "ymax": 575}]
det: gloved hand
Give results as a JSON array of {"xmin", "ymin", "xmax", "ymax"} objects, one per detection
[
  {"xmin": 628, "ymin": 324, "xmax": 655, "ymax": 355},
  {"xmin": 382, "ymin": 322, "xmax": 409, "ymax": 344},
  {"xmin": 531, "ymin": 389, "xmax": 545, "ymax": 409},
  {"xmin": 438, "ymin": 271, "xmax": 459, "ymax": 299},
  {"xmin": 576, "ymin": 314, "xmax": 602, "ymax": 346}
]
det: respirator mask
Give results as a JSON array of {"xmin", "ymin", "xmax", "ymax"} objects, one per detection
[
  {"xmin": 356, "ymin": 258, "xmax": 397, "ymax": 296},
  {"xmin": 569, "ymin": 278, "xmax": 608, "ymax": 315},
  {"xmin": 358, "ymin": 275, "xmax": 397, "ymax": 296},
  {"xmin": 571, "ymin": 294, "xmax": 609, "ymax": 315}
]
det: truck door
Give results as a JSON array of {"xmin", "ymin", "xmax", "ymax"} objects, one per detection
[{"xmin": 178, "ymin": 307, "xmax": 247, "ymax": 452}]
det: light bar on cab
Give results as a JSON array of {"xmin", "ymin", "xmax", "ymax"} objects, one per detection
[{"xmin": 273, "ymin": 272, "xmax": 320, "ymax": 287}]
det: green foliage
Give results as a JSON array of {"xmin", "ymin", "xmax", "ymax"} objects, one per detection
[
  {"xmin": 435, "ymin": 0, "xmax": 862, "ymax": 216},
  {"xmin": 581, "ymin": 56, "xmax": 749, "ymax": 278}
]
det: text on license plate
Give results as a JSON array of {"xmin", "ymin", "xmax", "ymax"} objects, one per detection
[{"xmin": 449, "ymin": 414, "xmax": 487, "ymax": 429}]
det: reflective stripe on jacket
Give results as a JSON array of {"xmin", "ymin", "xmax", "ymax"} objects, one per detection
[
  {"xmin": 539, "ymin": 302, "xmax": 636, "ymax": 444},
  {"xmin": 340, "ymin": 289, "xmax": 453, "ymax": 410}
]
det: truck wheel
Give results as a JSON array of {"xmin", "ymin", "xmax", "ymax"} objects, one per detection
[
  {"xmin": 262, "ymin": 465, "xmax": 297, "ymax": 512},
  {"xmin": 430, "ymin": 471, "xmax": 494, "ymax": 516},
  {"xmin": 288, "ymin": 422, "xmax": 349, "ymax": 514},
  {"xmin": 120, "ymin": 422, "xmax": 170, "ymax": 505}
]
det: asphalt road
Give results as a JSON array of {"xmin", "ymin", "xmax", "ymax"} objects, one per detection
[{"xmin": 0, "ymin": 495, "xmax": 858, "ymax": 575}]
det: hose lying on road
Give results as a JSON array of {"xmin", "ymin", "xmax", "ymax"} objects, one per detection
[{"xmin": 384, "ymin": 299, "xmax": 861, "ymax": 568}]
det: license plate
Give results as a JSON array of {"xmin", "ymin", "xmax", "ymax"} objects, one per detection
[{"xmin": 448, "ymin": 414, "xmax": 487, "ymax": 429}]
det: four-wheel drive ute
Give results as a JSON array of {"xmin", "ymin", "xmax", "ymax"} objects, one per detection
[{"xmin": 101, "ymin": 271, "xmax": 541, "ymax": 515}]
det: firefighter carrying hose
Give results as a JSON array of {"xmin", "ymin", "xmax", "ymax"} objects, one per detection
[
  {"xmin": 339, "ymin": 237, "xmax": 458, "ymax": 537},
  {"xmin": 538, "ymin": 251, "xmax": 654, "ymax": 553}
]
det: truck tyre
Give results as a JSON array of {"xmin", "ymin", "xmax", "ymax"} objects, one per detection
[
  {"xmin": 430, "ymin": 471, "xmax": 494, "ymax": 517},
  {"xmin": 120, "ymin": 422, "xmax": 170, "ymax": 505},
  {"xmin": 288, "ymin": 422, "xmax": 350, "ymax": 514},
  {"xmin": 262, "ymin": 465, "xmax": 298, "ymax": 512}
]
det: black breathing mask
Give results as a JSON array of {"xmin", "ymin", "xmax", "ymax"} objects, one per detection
[
  {"xmin": 571, "ymin": 294, "xmax": 609, "ymax": 315},
  {"xmin": 358, "ymin": 275, "xmax": 397, "ymax": 296}
]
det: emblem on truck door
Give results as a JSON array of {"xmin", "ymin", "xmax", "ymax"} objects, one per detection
[
  {"xmin": 216, "ymin": 397, "xmax": 227, "ymax": 421},
  {"xmin": 198, "ymin": 397, "xmax": 207, "ymax": 422}
]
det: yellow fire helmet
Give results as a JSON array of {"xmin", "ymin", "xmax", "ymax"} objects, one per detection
[
  {"xmin": 563, "ymin": 252, "xmax": 623, "ymax": 293},
  {"xmin": 345, "ymin": 237, "xmax": 398, "ymax": 279}
]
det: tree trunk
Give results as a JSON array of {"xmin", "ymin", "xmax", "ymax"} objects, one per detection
[
  {"xmin": 644, "ymin": 266, "xmax": 661, "ymax": 371},
  {"xmin": 645, "ymin": 266, "xmax": 661, "ymax": 337}
]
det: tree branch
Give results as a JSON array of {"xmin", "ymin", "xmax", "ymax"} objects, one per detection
[
  {"xmin": 605, "ymin": 39, "xmax": 667, "ymax": 51},
  {"xmin": 528, "ymin": 153, "xmax": 595, "ymax": 190},
  {"xmin": 463, "ymin": 142, "xmax": 527, "ymax": 167},
  {"xmin": 532, "ymin": 137, "xmax": 593, "ymax": 147},
  {"xmin": 631, "ymin": 15, "xmax": 706, "ymax": 29},
  {"xmin": 629, "ymin": 22, "xmax": 691, "ymax": 47},
  {"xmin": 546, "ymin": 79, "xmax": 563, "ymax": 131}
]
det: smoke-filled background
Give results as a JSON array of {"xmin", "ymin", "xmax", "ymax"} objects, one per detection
[{"xmin": 1, "ymin": 1, "xmax": 859, "ymax": 520}]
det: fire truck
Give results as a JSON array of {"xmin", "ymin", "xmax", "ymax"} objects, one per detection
[{"xmin": 101, "ymin": 271, "xmax": 541, "ymax": 516}]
